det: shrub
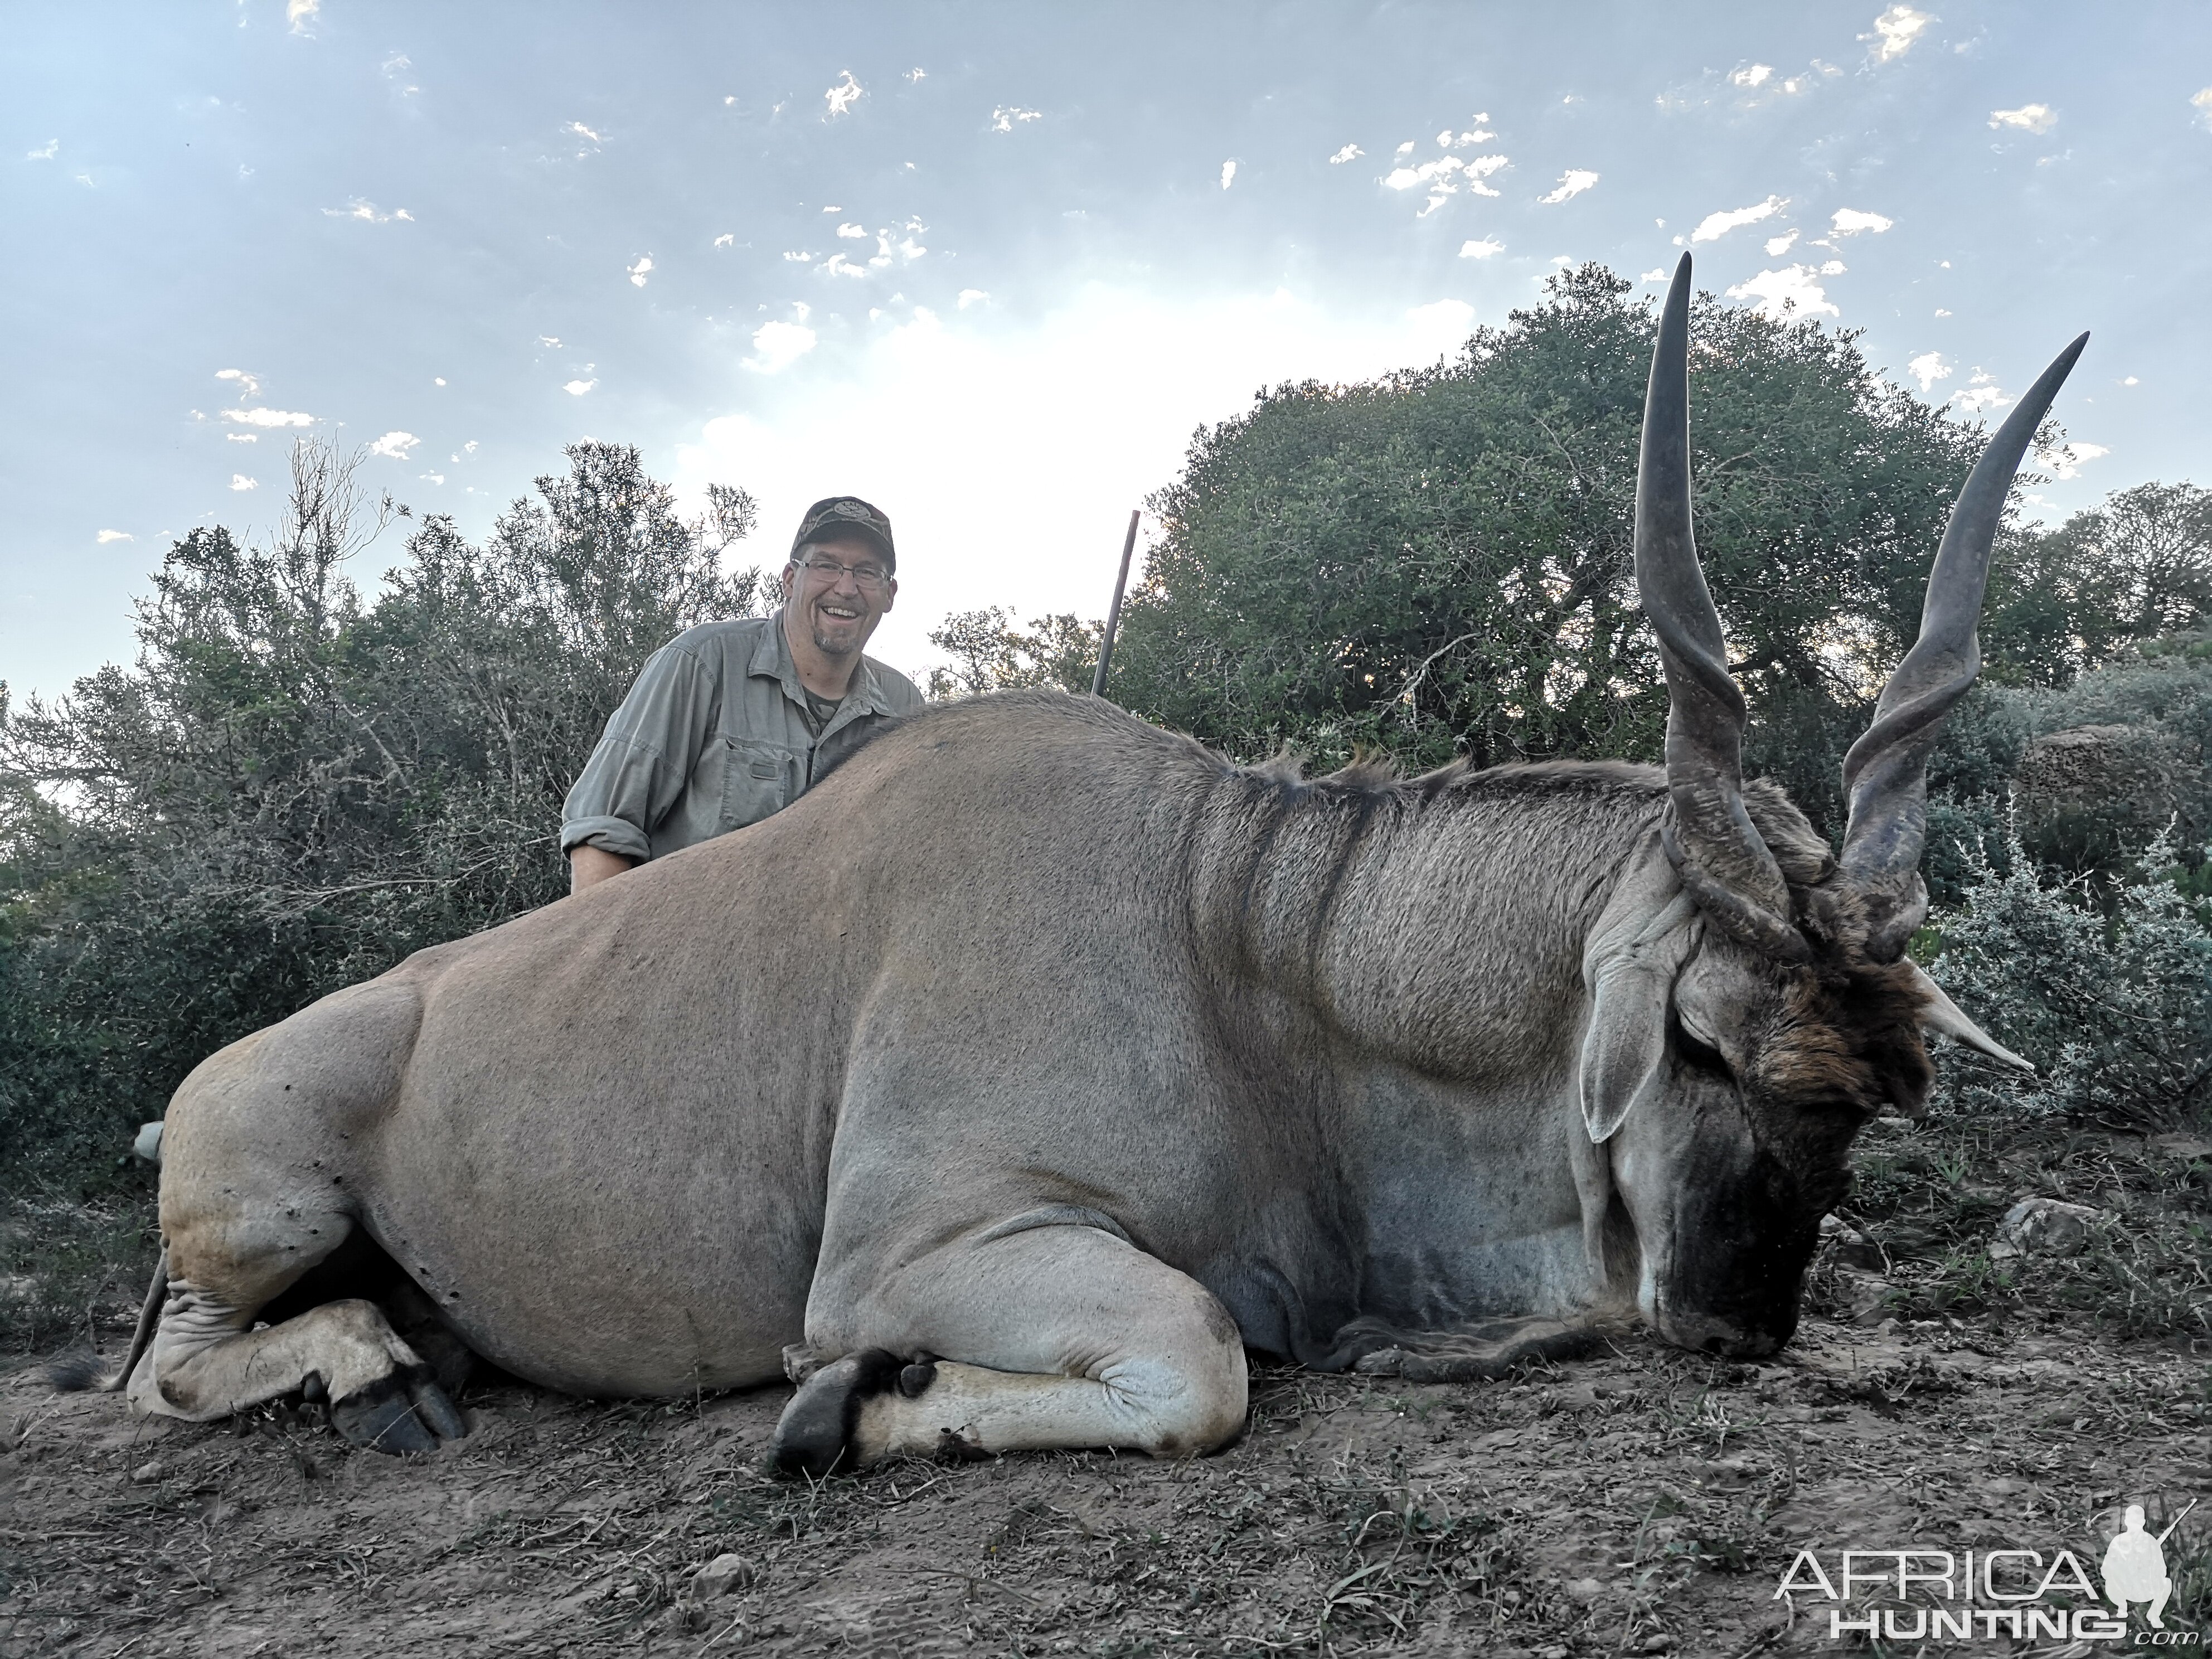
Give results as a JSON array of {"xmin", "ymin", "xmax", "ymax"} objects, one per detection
[{"xmin": 1930, "ymin": 823, "xmax": 2212, "ymax": 1129}]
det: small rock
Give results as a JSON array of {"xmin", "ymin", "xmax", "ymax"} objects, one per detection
[
  {"xmin": 613, "ymin": 1584, "xmax": 640, "ymax": 1601},
  {"xmin": 1564, "ymin": 1576, "xmax": 1606, "ymax": 1603},
  {"xmin": 2148, "ymin": 1133, "xmax": 2212, "ymax": 1162},
  {"xmin": 129, "ymin": 1460, "xmax": 166, "ymax": 1485},
  {"xmin": 1820, "ymin": 1213, "xmax": 1886, "ymax": 1271},
  {"xmin": 1641, "ymin": 1636, "xmax": 1676, "ymax": 1654},
  {"xmin": 1995, "ymin": 1197, "xmax": 2103, "ymax": 1256},
  {"xmin": 692, "ymin": 1553, "xmax": 756, "ymax": 1599}
]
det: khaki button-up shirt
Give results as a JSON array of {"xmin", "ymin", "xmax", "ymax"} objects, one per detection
[{"xmin": 559, "ymin": 613, "xmax": 924, "ymax": 863}]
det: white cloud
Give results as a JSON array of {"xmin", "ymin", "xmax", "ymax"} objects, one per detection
[
  {"xmin": 2194, "ymin": 87, "xmax": 2212, "ymax": 129},
  {"xmin": 565, "ymin": 121, "xmax": 602, "ymax": 145},
  {"xmin": 1950, "ymin": 371, "xmax": 2011, "ymax": 414},
  {"xmin": 323, "ymin": 199, "xmax": 413, "ymax": 224},
  {"xmin": 26, "ymin": 138, "xmax": 57, "ymax": 160},
  {"xmin": 419, "ymin": 472, "xmax": 445, "ymax": 484},
  {"xmin": 836, "ymin": 223, "xmax": 868, "ymax": 239},
  {"xmin": 1639, "ymin": 268, "xmax": 1669, "ymax": 283},
  {"xmin": 745, "ymin": 317, "xmax": 818, "ymax": 374},
  {"xmin": 222, "ymin": 407, "xmax": 315, "ymax": 428},
  {"xmin": 1690, "ymin": 195, "xmax": 1785, "ymax": 243},
  {"xmin": 368, "ymin": 430, "xmax": 420, "ymax": 459},
  {"xmin": 539, "ymin": 335, "xmax": 562, "ymax": 348},
  {"xmin": 714, "ymin": 233, "xmax": 734, "ymax": 248},
  {"xmin": 2038, "ymin": 440, "xmax": 2109, "ymax": 479},
  {"xmin": 1383, "ymin": 152, "xmax": 1508, "ymax": 210},
  {"xmin": 818, "ymin": 254, "xmax": 868, "ymax": 279},
  {"xmin": 1731, "ymin": 64, "xmax": 1774, "ymax": 87},
  {"xmin": 563, "ymin": 379, "xmax": 596, "ymax": 395},
  {"xmin": 905, "ymin": 67, "xmax": 926, "ymax": 83},
  {"xmin": 1537, "ymin": 169, "xmax": 1599, "ymax": 205},
  {"xmin": 783, "ymin": 251, "xmax": 814, "ymax": 263},
  {"xmin": 627, "ymin": 255, "xmax": 653, "ymax": 287},
  {"xmin": 1460, "ymin": 155, "xmax": 1508, "ymax": 196},
  {"xmin": 1220, "ymin": 159, "xmax": 1238, "ymax": 190},
  {"xmin": 1765, "ymin": 230, "xmax": 1799, "ymax": 256},
  {"xmin": 1395, "ymin": 140, "xmax": 1415, "ymax": 155},
  {"xmin": 990, "ymin": 105, "xmax": 1042, "ymax": 133},
  {"xmin": 824, "ymin": 71, "xmax": 863, "ymax": 119},
  {"xmin": 226, "ymin": 432, "xmax": 257, "ymax": 443},
  {"xmin": 285, "ymin": 0, "xmax": 318, "ymax": 32},
  {"xmin": 957, "ymin": 289, "xmax": 990, "ymax": 309},
  {"xmin": 1725, "ymin": 264, "xmax": 1839, "ymax": 318},
  {"xmin": 1328, "ymin": 143, "xmax": 1363, "ymax": 164},
  {"xmin": 1989, "ymin": 104, "xmax": 2057, "ymax": 135},
  {"xmin": 1459, "ymin": 237, "xmax": 1505, "ymax": 259},
  {"xmin": 1451, "ymin": 128, "xmax": 1494, "ymax": 147},
  {"xmin": 95, "ymin": 529, "xmax": 133, "ymax": 544},
  {"xmin": 1865, "ymin": 6, "xmax": 1932, "ymax": 62},
  {"xmin": 215, "ymin": 367, "xmax": 261, "ymax": 397},
  {"xmin": 1830, "ymin": 208, "xmax": 1894, "ymax": 235},
  {"xmin": 2124, "ymin": 376, "xmax": 2140, "ymax": 386},
  {"xmin": 229, "ymin": 474, "xmax": 258, "ymax": 491},
  {"xmin": 1907, "ymin": 351, "xmax": 1952, "ymax": 391}
]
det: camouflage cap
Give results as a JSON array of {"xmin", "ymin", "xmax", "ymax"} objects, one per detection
[{"xmin": 791, "ymin": 496, "xmax": 896, "ymax": 570}]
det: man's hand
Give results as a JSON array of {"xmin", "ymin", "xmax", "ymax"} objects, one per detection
[{"xmin": 569, "ymin": 846, "xmax": 636, "ymax": 894}]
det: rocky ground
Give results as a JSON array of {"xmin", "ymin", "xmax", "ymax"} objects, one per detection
[{"xmin": 3, "ymin": 1114, "xmax": 2206, "ymax": 1657}]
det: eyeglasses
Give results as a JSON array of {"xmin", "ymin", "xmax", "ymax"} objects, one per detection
[{"xmin": 793, "ymin": 555, "xmax": 891, "ymax": 594}]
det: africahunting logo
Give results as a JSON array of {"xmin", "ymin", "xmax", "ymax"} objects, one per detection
[{"xmin": 1773, "ymin": 1500, "xmax": 2198, "ymax": 1645}]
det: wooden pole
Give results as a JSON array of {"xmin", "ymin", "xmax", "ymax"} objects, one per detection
[{"xmin": 1091, "ymin": 509, "xmax": 1141, "ymax": 700}]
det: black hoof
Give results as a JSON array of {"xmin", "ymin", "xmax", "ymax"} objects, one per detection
[
  {"xmin": 769, "ymin": 1348, "xmax": 905, "ymax": 1478},
  {"xmin": 331, "ymin": 1366, "xmax": 465, "ymax": 1454}
]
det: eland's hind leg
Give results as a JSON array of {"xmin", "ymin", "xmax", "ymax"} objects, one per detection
[
  {"xmin": 772, "ymin": 1212, "xmax": 1249, "ymax": 1474},
  {"xmin": 129, "ymin": 983, "xmax": 465, "ymax": 1454}
]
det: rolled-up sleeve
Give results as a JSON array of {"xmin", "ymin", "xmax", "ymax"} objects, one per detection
[{"xmin": 560, "ymin": 643, "xmax": 717, "ymax": 861}]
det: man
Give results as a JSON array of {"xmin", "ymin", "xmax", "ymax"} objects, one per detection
[{"xmin": 561, "ymin": 496, "xmax": 923, "ymax": 893}]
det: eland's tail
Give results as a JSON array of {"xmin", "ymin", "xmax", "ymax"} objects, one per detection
[{"xmin": 46, "ymin": 1245, "xmax": 167, "ymax": 1394}]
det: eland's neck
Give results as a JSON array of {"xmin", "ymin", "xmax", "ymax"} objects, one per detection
[{"xmin": 1193, "ymin": 761, "xmax": 1667, "ymax": 1080}]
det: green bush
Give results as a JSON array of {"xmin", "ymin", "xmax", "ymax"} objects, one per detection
[
  {"xmin": 1931, "ymin": 824, "xmax": 2212, "ymax": 1130},
  {"xmin": 0, "ymin": 440, "xmax": 763, "ymax": 1194}
]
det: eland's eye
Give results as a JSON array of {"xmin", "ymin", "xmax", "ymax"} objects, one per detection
[{"xmin": 1673, "ymin": 1018, "xmax": 1730, "ymax": 1075}]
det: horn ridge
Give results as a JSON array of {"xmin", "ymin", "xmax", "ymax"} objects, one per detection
[
  {"xmin": 1636, "ymin": 252, "xmax": 1800, "ymax": 956},
  {"xmin": 1839, "ymin": 332, "xmax": 2089, "ymax": 958}
]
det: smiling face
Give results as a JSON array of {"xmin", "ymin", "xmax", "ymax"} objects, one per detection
[{"xmin": 782, "ymin": 534, "xmax": 897, "ymax": 659}]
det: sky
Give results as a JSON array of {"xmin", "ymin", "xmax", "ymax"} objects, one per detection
[{"xmin": 8, "ymin": 2, "xmax": 2211, "ymax": 700}]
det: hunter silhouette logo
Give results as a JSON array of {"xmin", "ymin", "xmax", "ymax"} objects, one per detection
[
  {"xmin": 1773, "ymin": 1499, "xmax": 2198, "ymax": 1644},
  {"xmin": 2104, "ymin": 1501, "xmax": 2195, "ymax": 1631}
]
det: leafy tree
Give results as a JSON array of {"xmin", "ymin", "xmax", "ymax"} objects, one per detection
[
  {"xmin": 925, "ymin": 608, "xmax": 1101, "ymax": 699},
  {"xmin": 1983, "ymin": 482, "xmax": 2212, "ymax": 687},
  {"xmin": 1105, "ymin": 265, "xmax": 2017, "ymax": 843},
  {"xmin": 0, "ymin": 440, "xmax": 761, "ymax": 1189}
]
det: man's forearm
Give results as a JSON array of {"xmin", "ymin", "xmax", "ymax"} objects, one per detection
[{"xmin": 569, "ymin": 845, "xmax": 636, "ymax": 894}]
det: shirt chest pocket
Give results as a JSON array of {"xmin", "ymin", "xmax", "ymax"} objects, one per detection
[{"xmin": 717, "ymin": 736, "xmax": 801, "ymax": 831}]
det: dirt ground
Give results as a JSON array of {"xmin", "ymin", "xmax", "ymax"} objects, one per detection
[{"xmin": 3, "ymin": 1307, "xmax": 2205, "ymax": 1659}]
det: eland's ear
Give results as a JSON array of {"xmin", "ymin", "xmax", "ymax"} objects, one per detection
[{"xmin": 1579, "ymin": 891, "xmax": 1700, "ymax": 1143}]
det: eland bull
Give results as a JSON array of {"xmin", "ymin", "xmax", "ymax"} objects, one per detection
[{"xmin": 103, "ymin": 257, "xmax": 2076, "ymax": 1472}]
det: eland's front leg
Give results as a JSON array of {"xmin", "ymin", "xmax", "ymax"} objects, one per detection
[{"xmin": 771, "ymin": 1218, "xmax": 1248, "ymax": 1475}]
